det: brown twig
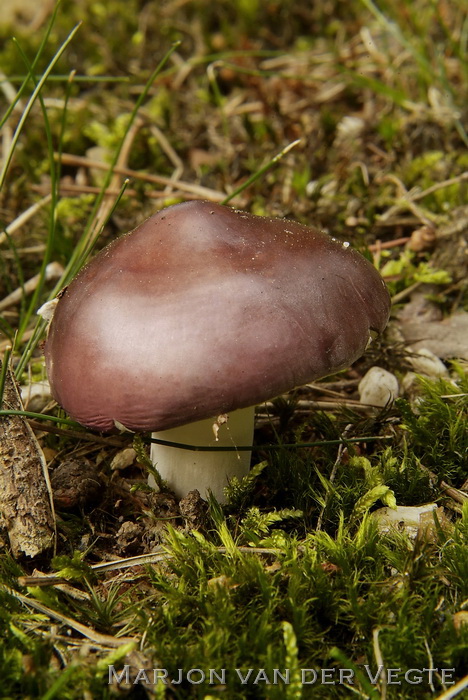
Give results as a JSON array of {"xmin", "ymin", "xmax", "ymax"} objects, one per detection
[
  {"xmin": 368, "ymin": 236, "xmax": 411, "ymax": 252},
  {"xmin": 19, "ymin": 546, "xmax": 281, "ymax": 586},
  {"xmin": 28, "ymin": 418, "xmax": 128, "ymax": 447},
  {"xmin": 420, "ymin": 463, "xmax": 468, "ymax": 506},
  {"xmin": 83, "ymin": 118, "xmax": 144, "ymax": 253},
  {"xmin": 316, "ymin": 424, "xmax": 353, "ymax": 531},
  {"xmin": 1, "ymin": 584, "xmax": 136, "ymax": 648},
  {"xmin": 410, "ymin": 172, "xmax": 468, "ymax": 201},
  {"xmin": 31, "ymin": 182, "xmax": 223, "ymax": 203},
  {"xmin": 57, "ymin": 152, "xmax": 242, "ymax": 204},
  {"xmin": 0, "ymin": 195, "xmax": 52, "ymax": 246},
  {"xmin": 0, "ymin": 262, "xmax": 63, "ymax": 312}
]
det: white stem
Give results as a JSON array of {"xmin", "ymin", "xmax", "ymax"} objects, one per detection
[{"xmin": 149, "ymin": 406, "xmax": 255, "ymax": 502}]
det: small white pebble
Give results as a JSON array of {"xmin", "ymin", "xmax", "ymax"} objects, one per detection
[
  {"xmin": 335, "ymin": 115, "xmax": 365, "ymax": 141},
  {"xmin": 306, "ymin": 180, "xmax": 319, "ymax": 197},
  {"xmin": 359, "ymin": 366, "xmax": 399, "ymax": 407},
  {"xmin": 20, "ymin": 380, "xmax": 52, "ymax": 403},
  {"xmin": 372, "ymin": 503, "xmax": 438, "ymax": 536},
  {"xmin": 110, "ymin": 448, "xmax": 137, "ymax": 471},
  {"xmin": 406, "ymin": 347, "xmax": 448, "ymax": 377}
]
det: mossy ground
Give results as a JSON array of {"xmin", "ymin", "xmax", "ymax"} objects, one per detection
[{"xmin": 0, "ymin": 1, "xmax": 467, "ymax": 698}]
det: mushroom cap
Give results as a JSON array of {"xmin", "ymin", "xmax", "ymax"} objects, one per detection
[{"xmin": 44, "ymin": 201, "xmax": 390, "ymax": 432}]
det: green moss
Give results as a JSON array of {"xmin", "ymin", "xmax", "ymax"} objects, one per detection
[
  {"xmin": 397, "ymin": 368, "xmax": 468, "ymax": 486},
  {"xmin": 404, "ymin": 151, "xmax": 445, "ymax": 185},
  {"xmin": 380, "ymin": 249, "xmax": 452, "ymax": 297}
]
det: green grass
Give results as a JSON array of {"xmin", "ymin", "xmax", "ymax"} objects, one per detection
[{"xmin": 0, "ymin": 0, "xmax": 467, "ymax": 698}]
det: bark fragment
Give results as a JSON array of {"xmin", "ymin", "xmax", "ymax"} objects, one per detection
[{"xmin": 0, "ymin": 360, "xmax": 55, "ymax": 557}]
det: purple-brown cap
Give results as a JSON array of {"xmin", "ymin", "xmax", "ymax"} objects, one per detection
[{"xmin": 44, "ymin": 201, "xmax": 390, "ymax": 432}]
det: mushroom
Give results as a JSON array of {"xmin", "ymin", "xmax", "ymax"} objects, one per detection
[{"xmin": 43, "ymin": 201, "xmax": 391, "ymax": 500}]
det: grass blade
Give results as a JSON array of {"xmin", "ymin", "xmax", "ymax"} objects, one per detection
[{"xmin": 0, "ymin": 22, "xmax": 82, "ymax": 190}]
